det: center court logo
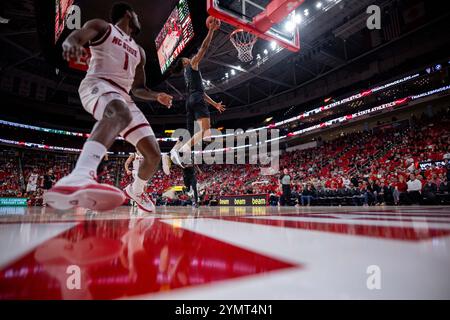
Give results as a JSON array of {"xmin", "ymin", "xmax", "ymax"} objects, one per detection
[{"xmin": 171, "ymin": 126, "xmax": 280, "ymax": 174}]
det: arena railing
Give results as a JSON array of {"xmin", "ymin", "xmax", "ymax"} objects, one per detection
[
  {"xmin": 0, "ymin": 70, "xmax": 425, "ymax": 140},
  {"xmin": 1, "ymin": 84, "xmax": 450, "ymax": 155}
]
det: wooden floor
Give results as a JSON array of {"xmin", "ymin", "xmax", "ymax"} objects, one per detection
[{"xmin": 0, "ymin": 205, "xmax": 449, "ymax": 299}]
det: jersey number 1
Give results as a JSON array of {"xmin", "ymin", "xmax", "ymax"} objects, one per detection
[{"xmin": 123, "ymin": 53, "xmax": 129, "ymax": 70}]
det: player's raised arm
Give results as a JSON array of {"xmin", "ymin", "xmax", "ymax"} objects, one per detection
[
  {"xmin": 132, "ymin": 47, "xmax": 173, "ymax": 108},
  {"xmin": 62, "ymin": 19, "xmax": 109, "ymax": 61},
  {"xmin": 204, "ymin": 93, "xmax": 225, "ymax": 113},
  {"xmin": 191, "ymin": 18, "xmax": 220, "ymax": 70}
]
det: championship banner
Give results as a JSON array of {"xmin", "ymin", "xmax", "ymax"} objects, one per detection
[
  {"xmin": 0, "ymin": 198, "xmax": 28, "ymax": 206},
  {"xmin": 219, "ymin": 194, "xmax": 268, "ymax": 206}
]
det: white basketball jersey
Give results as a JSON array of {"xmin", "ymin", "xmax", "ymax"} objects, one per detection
[
  {"xmin": 28, "ymin": 173, "xmax": 38, "ymax": 185},
  {"xmin": 86, "ymin": 24, "xmax": 141, "ymax": 93},
  {"xmin": 132, "ymin": 152, "xmax": 144, "ymax": 171}
]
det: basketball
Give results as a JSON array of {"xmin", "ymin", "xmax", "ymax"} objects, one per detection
[{"xmin": 206, "ymin": 16, "xmax": 220, "ymax": 30}]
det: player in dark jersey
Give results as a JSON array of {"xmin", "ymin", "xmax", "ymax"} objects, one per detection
[
  {"xmin": 183, "ymin": 165, "xmax": 199, "ymax": 207},
  {"xmin": 161, "ymin": 17, "xmax": 225, "ymax": 173}
]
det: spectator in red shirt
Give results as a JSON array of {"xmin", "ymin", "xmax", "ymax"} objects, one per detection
[{"xmin": 393, "ymin": 175, "xmax": 407, "ymax": 205}]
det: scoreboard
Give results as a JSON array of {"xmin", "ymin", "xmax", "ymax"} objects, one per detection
[{"xmin": 155, "ymin": 0, "xmax": 195, "ymax": 74}]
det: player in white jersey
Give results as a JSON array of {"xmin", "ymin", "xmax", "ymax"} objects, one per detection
[
  {"xmin": 26, "ymin": 170, "xmax": 39, "ymax": 193},
  {"xmin": 44, "ymin": 3, "xmax": 173, "ymax": 212},
  {"xmin": 124, "ymin": 150, "xmax": 144, "ymax": 179}
]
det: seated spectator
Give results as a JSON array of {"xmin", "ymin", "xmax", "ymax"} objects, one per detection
[
  {"xmin": 377, "ymin": 181, "xmax": 392, "ymax": 205},
  {"xmin": 439, "ymin": 179, "xmax": 449, "ymax": 193},
  {"xmin": 358, "ymin": 182, "xmax": 369, "ymax": 206},
  {"xmin": 393, "ymin": 175, "xmax": 407, "ymax": 205},
  {"xmin": 367, "ymin": 179, "xmax": 380, "ymax": 205},
  {"xmin": 422, "ymin": 180, "xmax": 438, "ymax": 204},
  {"xmin": 342, "ymin": 175, "xmax": 351, "ymax": 189},
  {"xmin": 301, "ymin": 184, "xmax": 315, "ymax": 206},
  {"xmin": 406, "ymin": 174, "xmax": 422, "ymax": 204},
  {"xmin": 443, "ymin": 150, "xmax": 450, "ymax": 160},
  {"xmin": 445, "ymin": 159, "xmax": 450, "ymax": 182}
]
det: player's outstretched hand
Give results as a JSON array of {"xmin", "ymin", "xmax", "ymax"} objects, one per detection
[
  {"xmin": 157, "ymin": 92, "xmax": 173, "ymax": 108},
  {"xmin": 62, "ymin": 41, "xmax": 87, "ymax": 62},
  {"xmin": 215, "ymin": 101, "xmax": 226, "ymax": 113}
]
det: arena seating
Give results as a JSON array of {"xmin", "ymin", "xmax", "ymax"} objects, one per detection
[{"xmin": 1, "ymin": 109, "xmax": 449, "ymax": 207}]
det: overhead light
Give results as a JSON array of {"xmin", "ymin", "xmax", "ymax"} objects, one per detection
[
  {"xmin": 304, "ymin": 9, "xmax": 309, "ymax": 16},
  {"xmin": 263, "ymin": 49, "xmax": 268, "ymax": 55},
  {"xmin": 256, "ymin": 54, "xmax": 261, "ymax": 60},
  {"xmin": 225, "ymin": 72, "xmax": 229, "ymax": 78},
  {"xmin": 316, "ymin": 2, "xmax": 323, "ymax": 9},
  {"xmin": 206, "ymin": 80, "xmax": 211, "ymax": 85},
  {"xmin": 294, "ymin": 14, "xmax": 302, "ymax": 24},
  {"xmin": 231, "ymin": 69, "xmax": 236, "ymax": 76},
  {"xmin": 284, "ymin": 20, "xmax": 295, "ymax": 32},
  {"xmin": 264, "ymin": 117, "xmax": 273, "ymax": 123},
  {"xmin": 270, "ymin": 41, "xmax": 277, "ymax": 50}
]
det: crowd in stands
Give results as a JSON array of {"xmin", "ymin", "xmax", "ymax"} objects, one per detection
[{"xmin": 1, "ymin": 109, "xmax": 449, "ymax": 207}]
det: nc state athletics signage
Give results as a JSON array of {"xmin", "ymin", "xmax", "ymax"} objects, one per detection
[{"xmin": 219, "ymin": 194, "xmax": 268, "ymax": 206}]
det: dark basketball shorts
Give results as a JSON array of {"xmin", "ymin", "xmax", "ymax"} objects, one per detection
[{"xmin": 186, "ymin": 91, "xmax": 210, "ymax": 135}]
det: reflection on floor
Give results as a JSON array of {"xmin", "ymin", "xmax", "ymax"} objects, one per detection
[{"xmin": 0, "ymin": 205, "xmax": 449, "ymax": 299}]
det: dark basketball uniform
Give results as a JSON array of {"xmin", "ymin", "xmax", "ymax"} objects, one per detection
[
  {"xmin": 184, "ymin": 65, "xmax": 209, "ymax": 135},
  {"xmin": 183, "ymin": 166, "xmax": 198, "ymax": 204}
]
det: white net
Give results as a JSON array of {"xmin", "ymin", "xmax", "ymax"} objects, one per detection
[{"xmin": 230, "ymin": 29, "xmax": 258, "ymax": 63}]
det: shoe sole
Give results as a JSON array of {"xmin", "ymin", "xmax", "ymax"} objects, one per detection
[
  {"xmin": 123, "ymin": 187, "xmax": 155, "ymax": 213},
  {"xmin": 44, "ymin": 185, "xmax": 126, "ymax": 211}
]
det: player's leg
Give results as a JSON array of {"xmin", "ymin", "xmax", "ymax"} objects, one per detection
[
  {"xmin": 121, "ymin": 104, "xmax": 160, "ymax": 212},
  {"xmin": 187, "ymin": 117, "xmax": 211, "ymax": 147},
  {"xmin": 191, "ymin": 173, "xmax": 199, "ymax": 207},
  {"xmin": 124, "ymin": 136, "xmax": 161, "ymax": 212},
  {"xmin": 163, "ymin": 103, "xmax": 195, "ymax": 173},
  {"xmin": 172, "ymin": 117, "xmax": 211, "ymax": 166},
  {"xmin": 44, "ymin": 96, "xmax": 131, "ymax": 211},
  {"xmin": 68, "ymin": 99, "xmax": 132, "ymax": 178},
  {"xmin": 162, "ymin": 139, "xmax": 182, "ymax": 175},
  {"xmin": 61, "ymin": 98, "xmax": 132, "ymax": 180},
  {"xmin": 171, "ymin": 95, "xmax": 210, "ymax": 166}
]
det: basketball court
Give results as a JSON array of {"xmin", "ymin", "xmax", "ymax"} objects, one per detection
[
  {"xmin": 1, "ymin": 206, "xmax": 449, "ymax": 299},
  {"xmin": 1, "ymin": 0, "xmax": 450, "ymax": 303}
]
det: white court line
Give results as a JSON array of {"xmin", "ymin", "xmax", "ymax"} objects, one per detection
[
  {"xmin": 281, "ymin": 213, "xmax": 450, "ymax": 222},
  {"xmin": 0, "ymin": 223, "xmax": 77, "ymax": 269},
  {"xmin": 245, "ymin": 215, "xmax": 450, "ymax": 230}
]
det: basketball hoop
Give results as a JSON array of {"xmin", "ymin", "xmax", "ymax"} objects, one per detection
[{"xmin": 230, "ymin": 29, "xmax": 258, "ymax": 63}]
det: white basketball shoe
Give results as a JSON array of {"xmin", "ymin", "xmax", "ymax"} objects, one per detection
[
  {"xmin": 123, "ymin": 184, "xmax": 156, "ymax": 213},
  {"xmin": 44, "ymin": 172, "xmax": 125, "ymax": 211}
]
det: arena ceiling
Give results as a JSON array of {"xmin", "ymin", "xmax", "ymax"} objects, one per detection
[{"xmin": 1, "ymin": 0, "xmax": 449, "ymax": 131}]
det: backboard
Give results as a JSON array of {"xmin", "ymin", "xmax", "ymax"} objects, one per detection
[{"xmin": 207, "ymin": 0, "xmax": 303, "ymax": 52}]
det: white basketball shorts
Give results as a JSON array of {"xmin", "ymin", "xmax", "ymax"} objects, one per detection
[{"xmin": 79, "ymin": 77, "xmax": 154, "ymax": 146}]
